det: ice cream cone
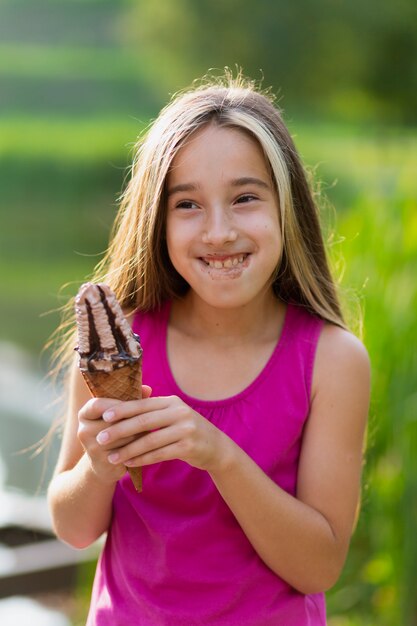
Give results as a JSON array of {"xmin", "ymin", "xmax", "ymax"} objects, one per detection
[
  {"xmin": 74, "ymin": 282, "xmax": 145, "ymax": 492},
  {"xmin": 81, "ymin": 358, "xmax": 143, "ymax": 491}
]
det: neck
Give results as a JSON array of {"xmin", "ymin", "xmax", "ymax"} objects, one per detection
[{"xmin": 171, "ymin": 290, "xmax": 284, "ymax": 345}]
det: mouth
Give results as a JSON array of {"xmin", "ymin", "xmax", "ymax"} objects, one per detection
[{"xmin": 199, "ymin": 253, "xmax": 250, "ymax": 269}]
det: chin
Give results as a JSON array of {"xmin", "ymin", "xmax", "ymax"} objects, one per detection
[{"xmin": 197, "ymin": 288, "xmax": 257, "ymax": 310}]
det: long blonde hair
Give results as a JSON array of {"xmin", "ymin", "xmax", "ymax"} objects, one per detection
[{"xmin": 50, "ymin": 72, "xmax": 346, "ymax": 379}]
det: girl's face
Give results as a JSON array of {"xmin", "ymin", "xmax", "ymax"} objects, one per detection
[{"xmin": 165, "ymin": 123, "xmax": 282, "ymax": 310}]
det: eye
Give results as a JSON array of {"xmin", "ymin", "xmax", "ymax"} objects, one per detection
[
  {"xmin": 235, "ymin": 194, "xmax": 257, "ymax": 204},
  {"xmin": 176, "ymin": 200, "xmax": 198, "ymax": 210}
]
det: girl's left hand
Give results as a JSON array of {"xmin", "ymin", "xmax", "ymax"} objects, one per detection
[{"xmin": 95, "ymin": 396, "xmax": 230, "ymax": 473}]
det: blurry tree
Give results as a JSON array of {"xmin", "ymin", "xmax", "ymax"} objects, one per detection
[{"xmin": 123, "ymin": 0, "xmax": 417, "ymax": 124}]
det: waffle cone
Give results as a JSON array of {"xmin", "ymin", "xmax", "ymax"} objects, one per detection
[{"xmin": 81, "ymin": 358, "xmax": 143, "ymax": 492}]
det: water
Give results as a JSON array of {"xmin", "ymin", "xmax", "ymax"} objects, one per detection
[
  {"xmin": 0, "ymin": 596, "xmax": 70, "ymax": 626},
  {"xmin": 0, "ymin": 342, "xmax": 73, "ymax": 624},
  {"xmin": 0, "ymin": 341, "xmax": 61, "ymax": 496}
]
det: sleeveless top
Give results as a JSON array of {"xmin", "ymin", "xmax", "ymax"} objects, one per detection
[{"xmin": 87, "ymin": 301, "xmax": 326, "ymax": 626}]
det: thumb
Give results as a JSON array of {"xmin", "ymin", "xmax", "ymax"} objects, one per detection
[{"xmin": 141, "ymin": 384, "xmax": 152, "ymax": 399}]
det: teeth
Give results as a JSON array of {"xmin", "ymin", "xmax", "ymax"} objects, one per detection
[{"xmin": 205, "ymin": 254, "xmax": 247, "ymax": 269}]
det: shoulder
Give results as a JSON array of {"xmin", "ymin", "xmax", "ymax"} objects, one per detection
[
  {"xmin": 312, "ymin": 322, "xmax": 371, "ymax": 409},
  {"xmin": 316, "ymin": 322, "xmax": 370, "ymax": 366},
  {"xmin": 316, "ymin": 323, "xmax": 370, "ymax": 370}
]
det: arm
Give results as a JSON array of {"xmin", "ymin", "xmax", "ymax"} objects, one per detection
[
  {"xmin": 209, "ymin": 325, "xmax": 370, "ymax": 593},
  {"xmin": 47, "ymin": 360, "xmax": 145, "ymax": 549}
]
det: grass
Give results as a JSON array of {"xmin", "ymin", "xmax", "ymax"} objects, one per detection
[
  {"xmin": 0, "ymin": 116, "xmax": 147, "ymax": 161},
  {"xmin": 0, "ymin": 44, "xmax": 148, "ymax": 81},
  {"xmin": 318, "ymin": 133, "xmax": 417, "ymax": 625}
]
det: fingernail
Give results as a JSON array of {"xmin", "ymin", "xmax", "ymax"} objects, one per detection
[
  {"xmin": 103, "ymin": 410, "xmax": 115, "ymax": 422},
  {"xmin": 108, "ymin": 452, "xmax": 120, "ymax": 464},
  {"xmin": 96, "ymin": 431, "xmax": 109, "ymax": 444}
]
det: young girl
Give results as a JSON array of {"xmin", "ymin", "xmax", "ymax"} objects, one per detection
[{"xmin": 48, "ymin": 74, "xmax": 370, "ymax": 625}]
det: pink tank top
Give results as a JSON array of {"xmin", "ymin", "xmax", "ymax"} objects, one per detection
[{"xmin": 87, "ymin": 301, "xmax": 326, "ymax": 625}]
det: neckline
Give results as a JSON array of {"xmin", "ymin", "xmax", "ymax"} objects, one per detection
[{"xmin": 159, "ymin": 300, "xmax": 293, "ymax": 408}]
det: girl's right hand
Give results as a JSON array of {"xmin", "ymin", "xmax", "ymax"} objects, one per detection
[{"xmin": 77, "ymin": 385, "xmax": 152, "ymax": 485}]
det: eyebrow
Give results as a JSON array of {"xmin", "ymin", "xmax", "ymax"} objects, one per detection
[
  {"xmin": 166, "ymin": 183, "xmax": 200, "ymax": 197},
  {"xmin": 230, "ymin": 176, "xmax": 270, "ymax": 190},
  {"xmin": 167, "ymin": 177, "xmax": 270, "ymax": 197}
]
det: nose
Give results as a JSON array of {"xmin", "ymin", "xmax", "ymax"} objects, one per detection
[{"xmin": 202, "ymin": 205, "xmax": 238, "ymax": 246}]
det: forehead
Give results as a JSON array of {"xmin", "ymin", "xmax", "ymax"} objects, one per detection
[{"xmin": 168, "ymin": 123, "xmax": 270, "ymax": 182}]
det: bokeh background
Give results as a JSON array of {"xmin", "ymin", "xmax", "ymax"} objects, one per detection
[{"xmin": 0, "ymin": 1, "xmax": 416, "ymax": 624}]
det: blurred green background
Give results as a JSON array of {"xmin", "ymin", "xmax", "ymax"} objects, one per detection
[{"xmin": 0, "ymin": 0, "xmax": 416, "ymax": 624}]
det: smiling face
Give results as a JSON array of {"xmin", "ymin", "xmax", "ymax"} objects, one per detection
[{"xmin": 165, "ymin": 123, "xmax": 282, "ymax": 310}]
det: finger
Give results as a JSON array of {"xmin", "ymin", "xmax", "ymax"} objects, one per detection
[
  {"xmin": 142, "ymin": 385, "xmax": 152, "ymax": 399},
  {"xmin": 107, "ymin": 425, "xmax": 181, "ymax": 465},
  {"xmin": 97, "ymin": 408, "xmax": 177, "ymax": 445},
  {"xmin": 79, "ymin": 389, "xmax": 152, "ymax": 423},
  {"xmin": 124, "ymin": 441, "xmax": 185, "ymax": 468},
  {"xmin": 102, "ymin": 395, "xmax": 173, "ymax": 423},
  {"xmin": 95, "ymin": 432, "xmax": 136, "ymax": 450},
  {"xmin": 79, "ymin": 397, "xmax": 123, "ymax": 421}
]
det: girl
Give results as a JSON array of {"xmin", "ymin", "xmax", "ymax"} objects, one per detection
[{"xmin": 48, "ymin": 74, "xmax": 370, "ymax": 625}]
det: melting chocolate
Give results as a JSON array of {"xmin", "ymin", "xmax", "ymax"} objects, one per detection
[
  {"xmin": 98, "ymin": 286, "xmax": 125, "ymax": 349},
  {"xmin": 97, "ymin": 285, "xmax": 137, "ymax": 361},
  {"xmin": 86, "ymin": 299, "xmax": 102, "ymax": 359},
  {"xmin": 75, "ymin": 282, "xmax": 142, "ymax": 372}
]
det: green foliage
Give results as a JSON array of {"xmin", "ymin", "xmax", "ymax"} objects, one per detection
[
  {"xmin": 0, "ymin": 1, "xmax": 161, "ymax": 117},
  {"xmin": 125, "ymin": 0, "xmax": 417, "ymax": 124},
  {"xmin": 0, "ymin": 44, "xmax": 148, "ymax": 81},
  {"xmin": 0, "ymin": 116, "xmax": 144, "ymax": 160},
  {"xmin": 1, "ymin": 0, "xmax": 416, "ymax": 122}
]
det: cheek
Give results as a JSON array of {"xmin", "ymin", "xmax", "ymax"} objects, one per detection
[
  {"xmin": 258, "ymin": 220, "xmax": 282, "ymax": 266},
  {"xmin": 166, "ymin": 236, "xmax": 179, "ymax": 269},
  {"xmin": 256, "ymin": 217, "xmax": 281, "ymax": 245},
  {"xmin": 165, "ymin": 217, "xmax": 180, "ymax": 256},
  {"xmin": 165, "ymin": 219, "xmax": 192, "ymax": 269}
]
